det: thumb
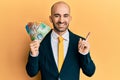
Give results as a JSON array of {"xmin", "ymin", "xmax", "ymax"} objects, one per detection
[
  {"xmin": 80, "ymin": 38, "xmax": 82, "ymax": 41},
  {"xmin": 79, "ymin": 38, "xmax": 82, "ymax": 43}
]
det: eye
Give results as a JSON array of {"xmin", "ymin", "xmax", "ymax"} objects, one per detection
[
  {"xmin": 54, "ymin": 14, "xmax": 60, "ymax": 17},
  {"xmin": 64, "ymin": 14, "xmax": 69, "ymax": 17}
]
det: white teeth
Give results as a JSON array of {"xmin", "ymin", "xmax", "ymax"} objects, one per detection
[{"xmin": 58, "ymin": 24, "xmax": 64, "ymax": 26}]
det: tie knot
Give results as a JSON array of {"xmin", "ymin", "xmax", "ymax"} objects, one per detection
[{"xmin": 58, "ymin": 36, "xmax": 64, "ymax": 42}]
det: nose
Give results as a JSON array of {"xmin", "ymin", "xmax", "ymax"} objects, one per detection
[{"xmin": 59, "ymin": 16, "xmax": 64, "ymax": 23}]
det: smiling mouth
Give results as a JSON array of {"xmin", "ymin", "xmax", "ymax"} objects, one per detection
[{"xmin": 58, "ymin": 23, "xmax": 65, "ymax": 26}]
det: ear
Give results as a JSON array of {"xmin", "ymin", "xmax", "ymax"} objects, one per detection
[
  {"xmin": 70, "ymin": 16, "xmax": 72, "ymax": 21},
  {"xmin": 49, "ymin": 16, "xmax": 52, "ymax": 23}
]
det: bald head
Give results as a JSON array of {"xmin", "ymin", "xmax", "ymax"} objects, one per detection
[
  {"xmin": 51, "ymin": 1, "xmax": 70, "ymax": 15},
  {"xmin": 49, "ymin": 1, "xmax": 72, "ymax": 35}
]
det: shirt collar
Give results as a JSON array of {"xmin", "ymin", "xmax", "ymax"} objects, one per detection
[{"xmin": 51, "ymin": 30, "xmax": 69, "ymax": 41}]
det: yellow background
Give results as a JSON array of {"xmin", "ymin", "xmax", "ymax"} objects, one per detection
[{"xmin": 0, "ymin": 0, "xmax": 120, "ymax": 80}]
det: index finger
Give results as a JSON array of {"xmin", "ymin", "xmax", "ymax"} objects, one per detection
[{"xmin": 85, "ymin": 32, "xmax": 90, "ymax": 41}]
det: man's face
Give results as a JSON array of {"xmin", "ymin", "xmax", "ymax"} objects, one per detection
[{"xmin": 50, "ymin": 3, "xmax": 71, "ymax": 33}]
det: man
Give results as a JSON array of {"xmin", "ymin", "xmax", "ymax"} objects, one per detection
[{"xmin": 26, "ymin": 1, "xmax": 96, "ymax": 80}]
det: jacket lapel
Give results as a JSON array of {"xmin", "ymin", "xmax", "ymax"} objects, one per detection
[
  {"xmin": 60, "ymin": 30, "xmax": 76, "ymax": 73},
  {"xmin": 43, "ymin": 30, "xmax": 59, "ymax": 75}
]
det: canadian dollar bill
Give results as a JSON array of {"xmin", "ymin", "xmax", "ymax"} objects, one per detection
[{"xmin": 25, "ymin": 22, "xmax": 51, "ymax": 41}]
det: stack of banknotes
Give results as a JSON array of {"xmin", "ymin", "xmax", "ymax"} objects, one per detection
[{"xmin": 25, "ymin": 22, "xmax": 51, "ymax": 41}]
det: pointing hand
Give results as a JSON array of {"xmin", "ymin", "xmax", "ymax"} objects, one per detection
[{"xmin": 78, "ymin": 32, "xmax": 90, "ymax": 54}]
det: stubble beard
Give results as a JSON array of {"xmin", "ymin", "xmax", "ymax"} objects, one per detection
[{"xmin": 53, "ymin": 22, "xmax": 69, "ymax": 33}]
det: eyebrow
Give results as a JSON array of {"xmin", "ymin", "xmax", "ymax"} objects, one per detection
[
  {"xmin": 54, "ymin": 13, "xmax": 70, "ymax": 16},
  {"xmin": 54, "ymin": 13, "xmax": 60, "ymax": 16}
]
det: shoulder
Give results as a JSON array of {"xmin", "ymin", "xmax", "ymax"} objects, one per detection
[{"xmin": 68, "ymin": 30, "xmax": 85, "ymax": 41}]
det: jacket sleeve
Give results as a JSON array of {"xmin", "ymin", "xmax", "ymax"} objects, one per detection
[
  {"xmin": 79, "ymin": 52, "xmax": 96, "ymax": 77},
  {"xmin": 26, "ymin": 54, "xmax": 40, "ymax": 77}
]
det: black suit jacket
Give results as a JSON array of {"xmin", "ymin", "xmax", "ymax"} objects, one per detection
[{"xmin": 26, "ymin": 30, "xmax": 96, "ymax": 80}]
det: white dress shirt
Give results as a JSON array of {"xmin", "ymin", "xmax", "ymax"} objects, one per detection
[{"xmin": 51, "ymin": 30, "xmax": 69, "ymax": 67}]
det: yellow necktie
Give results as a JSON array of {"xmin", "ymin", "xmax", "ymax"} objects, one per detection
[{"xmin": 58, "ymin": 36, "xmax": 64, "ymax": 72}]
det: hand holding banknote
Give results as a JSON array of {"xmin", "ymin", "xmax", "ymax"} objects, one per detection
[
  {"xmin": 30, "ymin": 40, "xmax": 40, "ymax": 56},
  {"xmin": 25, "ymin": 22, "xmax": 51, "ymax": 56}
]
